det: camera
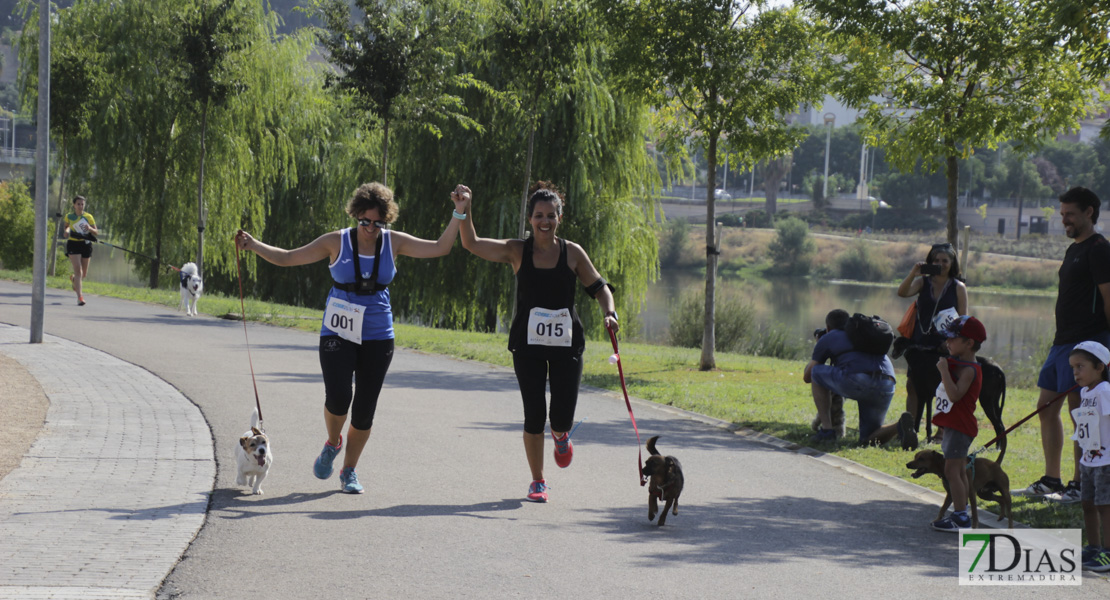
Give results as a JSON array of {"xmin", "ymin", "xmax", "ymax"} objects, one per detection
[
  {"xmin": 814, "ymin": 327, "xmax": 828, "ymax": 340},
  {"xmin": 920, "ymin": 264, "xmax": 942, "ymax": 276}
]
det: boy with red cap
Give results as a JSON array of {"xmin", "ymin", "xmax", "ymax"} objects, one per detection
[{"xmin": 930, "ymin": 315, "xmax": 988, "ymax": 532}]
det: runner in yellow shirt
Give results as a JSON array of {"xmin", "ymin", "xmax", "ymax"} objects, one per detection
[{"xmin": 63, "ymin": 195, "xmax": 98, "ymax": 306}]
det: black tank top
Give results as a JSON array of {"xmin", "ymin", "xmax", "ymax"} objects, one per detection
[{"xmin": 508, "ymin": 238, "xmax": 585, "ymax": 358}]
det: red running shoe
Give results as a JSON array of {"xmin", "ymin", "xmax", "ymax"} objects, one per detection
[
  {"xmin": 552, "ymin": 431, "xmax": 573, "ymax": 468},
  {"xmin": 526, "ymin": 479, "xmax": 548, "ymax": 502}
]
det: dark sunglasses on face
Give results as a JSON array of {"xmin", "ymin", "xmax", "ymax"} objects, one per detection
[{"xmin": 358, "ymin": 219, "xmax": 387, "ymax": 228}]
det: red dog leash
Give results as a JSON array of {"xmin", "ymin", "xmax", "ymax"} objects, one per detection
[
  {"xmin": 979, "ymin": 384, "xmax": 1079, "ymax": 450},
  {"xmin": 607, "ymin": 325, "xmax": 648, "ymax": 486},
  {"xmin": 234, "ymin": 238, "xmax": 265, "ymax": 429}
]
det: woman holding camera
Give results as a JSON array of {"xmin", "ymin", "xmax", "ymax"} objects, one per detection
[{"xmin": 896, "ymin": 242, "xmax": 968, "ymax": 445}]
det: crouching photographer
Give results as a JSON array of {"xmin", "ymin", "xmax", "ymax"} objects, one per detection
[{"xmin": 803, "ymin": 309, "xmax": 901, "ymax": 446}]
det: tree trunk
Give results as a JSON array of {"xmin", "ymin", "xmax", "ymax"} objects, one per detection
[
  {"xmin": 381, "ymin": 117, "xmax": 390, "ymax": 186},
  {"xmin": 945, "ymin": 153, "xmax": 959, "ymax": 246},
  {"xmin": 763, "ymin": 154, "xmax": 790, "ymax": 217},
  {"xmin": 700, "ymin": 133, "xmax": 719, "ymax": 371},
  {"xmin": 196, "ymin": 102, "xmax": 208, "ymax": 277}
]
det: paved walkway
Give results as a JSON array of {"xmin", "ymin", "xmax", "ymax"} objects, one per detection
[
  {"xmin": 0, "ymin": 324, "xmax": 214, "ymax": 600},
  {"xmin": 0, "ymin": 280, "xmax": 1106, "ymax": 599}
]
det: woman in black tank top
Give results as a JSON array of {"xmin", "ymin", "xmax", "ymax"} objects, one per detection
[{"xmin": 453, "ymin": 182, "xmax": 619, "ymax": 503}]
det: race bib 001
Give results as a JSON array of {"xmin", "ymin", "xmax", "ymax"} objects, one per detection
[
  {"xmin": 526, "ymin": 307, "xmax": 572, "ymax": 347},
  {"xmin": 1071, "ymin": 406, "xmax": 1102, "ymax": 453},
  {"xmin": 324, "ymin": 296, "xmax": 364, "ymax": 345},
  {"xmin": 934, "ymin": 383, "xmax": 954, "ymax": 414}
]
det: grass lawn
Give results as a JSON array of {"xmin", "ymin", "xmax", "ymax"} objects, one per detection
[{"xmin": 1, "ymin": 267, "xmax": 1085, "ymax": 533}]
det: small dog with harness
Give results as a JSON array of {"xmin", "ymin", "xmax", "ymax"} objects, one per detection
[
  {"xmin": 179, "ymin": 262, "xmax": 204, "ymax": 316},
  {"xmin": 642, "ymin": 436, "xmax": 684, "ymax": 526},
  {"xmin": 905, "ymin": 435, "xmax": 1013, "ymax": 529},
  {"xmin": 235, "ymin": 408, "xmax": 272, "ymax": 495}
]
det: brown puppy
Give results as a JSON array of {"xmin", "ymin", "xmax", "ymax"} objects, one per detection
[
  {"xmin": 905, "ymin": 437, "xmax": 1012, "ymax": 528},
  {"xmin": 642, "ymin": 436, "xmax": 684, "ymax": 526}
]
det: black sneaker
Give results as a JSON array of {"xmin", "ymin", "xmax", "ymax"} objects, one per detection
[
  {"xmin": 810, "ymin": 428, "xmax": 837, "ymax": 444},
  {"xmin": 1044, "ymin": 480, "xmax": 1081, "ymax": 504},
  {"xmin": 897, "ymin": 411, "xmax": 918, "ymax": 451}
]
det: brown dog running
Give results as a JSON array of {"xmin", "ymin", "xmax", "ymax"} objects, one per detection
[
  {"xmin": 642, "ymin": 436, "xmax": 684, "ymax": 526},
  {"xmin": 905, "ymin": 435, "xmax": 1012, "ymax": 528}
]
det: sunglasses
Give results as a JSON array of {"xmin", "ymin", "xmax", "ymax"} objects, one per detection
[{"xmin": 358, "ymin": 219, "xmax": 387, "ymax": 228}]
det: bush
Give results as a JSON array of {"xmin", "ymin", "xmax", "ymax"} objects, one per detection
[
  {"xmin": 767, "ymin": 216, "xmax": 816, "ymax": 275},
  {"xmin": 839, "ymin": 209, "xmax": 942, "ymax": 232},
  {"xmin": 743, "ymin": 209, "xmax": 772, "ymax": 228},
  {"xmin": 659, "ymin": 218, "xmax": 690, "ymax": 268},
  {"xmin": 836, "ymin": 239, "xmax": 894, "ymax": 282},
  {"xmin": 667, "ymin": 290, "xmax": 756, "ymax": 352},
  {"xmin": 717, "ymin": 213, "xmax": 744, "ymax": 227},
  {"xmin": 0, "ymin": 181, "xmax": 35, "ymax": 270}
]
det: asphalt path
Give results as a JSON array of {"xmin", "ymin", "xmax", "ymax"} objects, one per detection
[{"xmin": 0, "ymin": 279, "xmax": 1106, "ymax": 599}]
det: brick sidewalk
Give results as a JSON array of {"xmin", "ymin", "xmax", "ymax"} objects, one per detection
[{"xmin": 0, "ymin": 324, "xmax": 214, "ymax": 600}]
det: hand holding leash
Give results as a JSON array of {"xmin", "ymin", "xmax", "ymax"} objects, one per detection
[{"xmin": 607, "ymin": 322, "xmax": 647, "ymax": 486}]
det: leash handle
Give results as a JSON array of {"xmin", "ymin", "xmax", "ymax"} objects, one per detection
[
  {"xmin": 607, "ymin": 324, "xmax": 647, "ymax": 486},
  {"xmin": 234, "ymin": 239, "xmax": 265, "ymax": 427},
  {"xmin": 979, "ymin": 384, "xmax": 1079, "ymax": 450}
]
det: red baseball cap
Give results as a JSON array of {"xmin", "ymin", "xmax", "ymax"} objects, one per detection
[{"xmin": 944, "ymin": 315, "xmax": 986, "ymax": 343}]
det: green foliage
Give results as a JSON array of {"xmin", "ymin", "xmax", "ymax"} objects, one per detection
[
  {"xmin": 743, "ymin": 209, "xmax": 772, "ymax": 228},
  {"xmin": 835, "ymin": 240, "xmax": 893, "ymax": 282},
  {"xmin": 0, "ymin": 181, "xmax": 33, "ymax": 270},
  {"xmin": 767, "ymin": 216, "xmax": 815, "ymax": 275},
  {"xmin": 667, "ymin": 290, "xmax": 754, "ymax": 353},
  {"xmin": 659, "ymin": 218, "xmax": 690, "ymax": 268},
  {"xmin": 808, "ymin": 0, "xmax": 1101, "ymax": 244},
  {"xmin": 838, "ymin": 209, "xmax": 942, "ymax": 232}
]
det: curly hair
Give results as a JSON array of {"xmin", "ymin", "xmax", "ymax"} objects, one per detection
[
  {"xmin": 346, "ymin": 182, "xmax": 399, "ymax": 224},
  {"xmin": 526, "ymin": 181, "xmax": 565, "ymax": 219}
]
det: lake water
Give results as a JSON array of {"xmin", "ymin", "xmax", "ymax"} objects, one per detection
[
  {"xmin": 84, "ymin": 246, "xmax": 1056, "ymax": 371},
  {"xmin": 638, "ymin": 269, "xmax": 1056, "ymax": 371}
]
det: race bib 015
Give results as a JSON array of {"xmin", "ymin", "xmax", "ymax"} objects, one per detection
[{"xmin": 526, "ymin": 307, "xmax": 572, "ymax": 347}]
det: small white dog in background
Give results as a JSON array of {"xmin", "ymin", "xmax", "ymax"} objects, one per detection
[
  {"xmin": 178, "ymin": 262, "xmax": 203, "ymax": 316},
  {"xmin": 235, "ymin": 408, "xmax": 272, "ymax": 495}
]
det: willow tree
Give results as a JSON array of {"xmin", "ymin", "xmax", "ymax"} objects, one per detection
[
  {"xmin": 599, "ymin": 0, "xmax": 829, "ymax": 370},
  {"xmin": 806, "ymin": 0, "xmax": 1099, "ymax": 246},
  {"xmin": 386, "ymin": 0, "xmax": 660, "ymax": 337},
  {"xmin": 311, "ymin": 0, "xmax": 480, "ymax": 186},
  {"xmin": 22, "ymin": 0, "xmax": 300, "ymax": 288},
  {"xmin": 179, "ymin": 0, "xmax": 253, "ymax": 276}
]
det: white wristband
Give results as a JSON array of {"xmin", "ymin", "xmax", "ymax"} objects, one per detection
[{"xmin": 452, "ymin": 210, "xmax": 467, "ymax": 220}]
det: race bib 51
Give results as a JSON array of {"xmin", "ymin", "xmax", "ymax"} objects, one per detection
[{"xmin": 1071, "ymin": 406, "xmax": 1102, "ymax": 453}]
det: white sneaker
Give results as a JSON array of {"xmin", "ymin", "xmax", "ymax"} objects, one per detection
[
  {"xmin": 1011, "ymin": 476, "xmax": 1064, "ymax": 497},
  {"xmin": 1044, "ymin": 480, "xmax": 1081, "ymax": 504}
]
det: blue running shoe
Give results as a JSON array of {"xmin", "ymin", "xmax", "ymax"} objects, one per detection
[
  {"xmin": 339, "ymin": 467, "xmax": 364, "ymax": 494},
  {"xmin": 313, "ymin": 437, "xmax": 342, "ymax": 480},
  {"xmin": 1082, "ymin": 545, "xmax": 1104, "ymax": 563},
  {"xmin": 931, "ymin": 511, "xmax": 971, "ymax": 532}
]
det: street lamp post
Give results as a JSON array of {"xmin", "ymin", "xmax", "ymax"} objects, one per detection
[{"xmin": 822, "ymin": 113, "xmax": 835, "ymax": 204}]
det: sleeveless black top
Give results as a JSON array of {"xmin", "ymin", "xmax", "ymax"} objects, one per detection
[{"xmin": 508, "ymin": 238, "xmax": 585, "ymax": 358}]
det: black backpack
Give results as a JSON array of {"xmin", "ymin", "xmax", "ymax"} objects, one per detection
[{"xmin": 845, "ymin": 313, "xmax": 895, "ymax": 355}]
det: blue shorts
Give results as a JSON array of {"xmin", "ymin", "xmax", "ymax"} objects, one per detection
[
  {"xmin": 810, "ymin": 365, "xmax": 895, "ymax": 441},
  {"xmin": 1037, "ymin": 331, "xmax": 1110, "ymax": 393},
  {"xmin": 941, "ymin": 428, "xmax": 973, "ymax": 459}
]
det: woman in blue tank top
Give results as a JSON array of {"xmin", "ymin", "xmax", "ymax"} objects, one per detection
[
  {"xmin": 452, "ymin": 181, "xmax": 619, "ymax": 503},
  {"xmin": 235, "ymin": 182, "xmax": 462, "ymax": 494}
]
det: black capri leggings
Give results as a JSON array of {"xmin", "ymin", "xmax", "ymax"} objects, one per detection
[
  {"xmin": 512, "ymin": 352, "xmax": 583, "ymax": 434},
  {"xmin": 319, "ymin": 335, "xmax": 394, "ymax": 430}
]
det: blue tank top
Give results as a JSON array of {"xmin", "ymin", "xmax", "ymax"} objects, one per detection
[{"xmin": 321, "ymin": 228, "xmax": 396, "ymax": 341}]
